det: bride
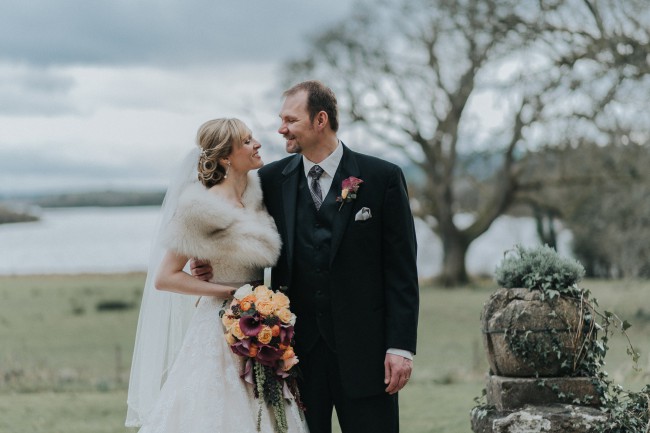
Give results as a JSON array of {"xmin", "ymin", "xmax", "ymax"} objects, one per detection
[{"xmin": 125, "ymin": 118, "xmax": 308, "ymax": 433}]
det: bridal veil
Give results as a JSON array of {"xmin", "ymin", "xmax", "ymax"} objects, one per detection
[{"xmin": 125, "ymin": 148, "xmax": 200, "ymax": 427}]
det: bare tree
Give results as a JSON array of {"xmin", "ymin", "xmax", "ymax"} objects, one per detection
[
  {"xmin": 283, "ymin": 0, "xmax": 650, "ymax": 285},
  {"xmin": 518, "ymin": 139, "xmax": 650, "ymax": 278}
]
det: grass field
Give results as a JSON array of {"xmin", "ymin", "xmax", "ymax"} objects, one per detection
[{"xmin": 0, "ymin": 274, "xmax": 648, "ymax": 433}]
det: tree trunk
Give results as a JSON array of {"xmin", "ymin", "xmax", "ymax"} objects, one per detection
[
  {"xmin": 439, "ymin": 233, "xmax": 470, "ymax": 287},
  {"xmin": 532, "ymin": 205, "xmax": 558, "ymax": 250}
]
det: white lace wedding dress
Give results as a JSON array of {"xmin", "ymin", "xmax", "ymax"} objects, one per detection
[{"xmin": 130, "ymin": 172, "xmax": 308, "ymax": 433}]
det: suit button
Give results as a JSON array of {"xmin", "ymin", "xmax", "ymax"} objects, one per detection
[
  {"xmin": 318, "ymin": 312, "xmax": 323, "ymax": 318},
  {"xmin": 316, "ymin": 290, "xmax": 322, "ymax": 296},
  {"xmin": 314, "ymin": 223, "xmax": 321, "ymax": 228}
]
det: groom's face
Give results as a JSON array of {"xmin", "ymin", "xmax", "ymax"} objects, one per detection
[{"xmin": 278, "ymin": 91, "xmax": 316, "ymax": 154}]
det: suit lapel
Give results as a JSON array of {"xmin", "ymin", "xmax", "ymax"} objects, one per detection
[
  {"xmin": 281, "ymin": 155, "xmax": 302, "ymax": 273},
  {"xmin": 330, "ymin": 145, "xmax": 360, "ymax": 265}
]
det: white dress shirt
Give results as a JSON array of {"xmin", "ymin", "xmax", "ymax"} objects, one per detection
[{"xmin": 302, "ymin": 140, "xmax": 343, "ymax": 198}]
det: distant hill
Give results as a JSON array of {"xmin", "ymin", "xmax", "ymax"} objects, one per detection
[
  {"xmin": 0, "ymin": 204, "xmax": 40, "ymax": 224},
  {"xmin": 32, "ymin": 190, "xmax": 166, "ymax": 208}
]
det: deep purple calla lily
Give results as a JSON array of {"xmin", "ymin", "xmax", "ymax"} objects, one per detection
[
  {"xmin": 256, "ymin": 345, "xmax": 283, "ymax": 366},
  {"xmin": 240, "ymin": 316, "xmax": 263, "ymax": 337},
  {"xmin": 279, "ymin": 325, "xmax": 294, "ymax": 345},
  {"xmin": 230, "ymin": 339, "xmax": 250, "ymax": 358},
  {"xmin": 241, "ymin": 359, "xmax": 255, "ymax": 384}
]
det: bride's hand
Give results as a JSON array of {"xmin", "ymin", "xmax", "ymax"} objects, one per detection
[{"xmin": 190, "ymin": 258, "xmax": 213, "ymax": 281}]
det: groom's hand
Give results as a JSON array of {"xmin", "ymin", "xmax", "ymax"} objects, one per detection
[
  {"xmin": 384, "ymin": 353, "xmax": 413, "ymax": 395},
  {"xmin": 190, "ymin": 258, "xmax": 213, "ymax": 281}
]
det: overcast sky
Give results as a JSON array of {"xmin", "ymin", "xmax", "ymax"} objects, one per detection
[{"xmin": 0, "ymin": 1, "xmax": 353, "ymax": 196}]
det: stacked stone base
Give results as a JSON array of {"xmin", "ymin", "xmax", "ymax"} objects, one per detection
[{"xmin": 471, "ymin": 375, "xmax": 606, "ymax": 433}]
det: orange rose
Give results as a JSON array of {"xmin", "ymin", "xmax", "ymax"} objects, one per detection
[
  {"xmin": 271, "ymin": 325, "xmax": 281, "ymax": 337},
  {"xmin": 255, "ymin": 300, "xmax": 275, "ymax": 316},
  {"xmin": 232, "ymin": 322, "xmax": 246, "ymax": 340},
  {"xmin": 253, "ymin": 285, "xmax": 273, "ymax": 301},
  {"xmin": 249, "ymin": 343, "xmax": 259, "ymax": 357},
  {"xmin": 272, "ymin": 292, "xmax": 290, "ymax": 309},
  {"xmin": 225, "ymin": 331, "xmax": 237, "ymax": 346},
  {"xmin": 241, "ymin": 294, "xmax": 257, "ymax": 304},
  {"xmin": 277, "ymin": 307, "xmax": 294, "ymax": 325},
  {"xmin": 240, "ymin": 301, "xmax": 252, "ymax": 312},
  {"xmin": 257, "ymin": 326, "xmax": 273, "ymax": 345},
  {"xmin": 282, "ymin": 355, "xmax": 299, "ymax": 371},
  {"xmin": 281, "ymin": 347, "xmax": 295, "ymax": 360},
  {"xmin": 221, "ymin": 311, "xmax": 236, "ymax": 329}
]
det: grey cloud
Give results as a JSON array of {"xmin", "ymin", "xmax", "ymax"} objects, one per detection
[
  {"xmin": 1, "ymin": 148, "xmax": 144, "ymax": 177},
  {"xmin": 0, "ymin": 147, "xmax": 168, "ymax": 195},
  {"xmin": 0, "ymin": 68, "xmax": 77, "ymax": 116},
  {"xmin": 0, "ymin": 0, "xmax": 350, "ymax": 67}
]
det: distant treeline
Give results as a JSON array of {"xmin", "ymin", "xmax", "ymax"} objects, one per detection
[
  {"xmin": 33, "ymin": 190, "xmax": 166, "ymax": 208},
  {"xmin": 0, "ymin": 205, "xmax": 40, "ymax": 224},
  {"xmin": 0, "ymin": 191, "xmax": 166, "ymax": 224}
]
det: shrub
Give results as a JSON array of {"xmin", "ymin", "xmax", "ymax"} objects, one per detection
[
  {"xmin": 494, "ymin": 244, "xmax": 585, "ymax": 294},
  {"xmin": 95, "ymin": 300, "xmax": 134, "ymax": 312}
]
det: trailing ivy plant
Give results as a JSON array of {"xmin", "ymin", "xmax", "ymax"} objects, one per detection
[{"xmin": 472, "ymin": 244, "xmax": 649, "ymax": 432}]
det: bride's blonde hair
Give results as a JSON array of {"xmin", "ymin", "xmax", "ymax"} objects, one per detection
[{"xmin": 196, "ymin": 118, "xmax": 250, "ymax": 187}]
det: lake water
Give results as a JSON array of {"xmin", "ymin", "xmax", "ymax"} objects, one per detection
[
  {"xmin": 0, "ymin": 207, "xmax": 572, "ymax": 277},
  {"xmin": 0, "ymin": 207, "xmax": 159, "ymax": 275}
]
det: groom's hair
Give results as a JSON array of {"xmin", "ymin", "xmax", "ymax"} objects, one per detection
[{"xmin": 283, "ymin": 80, "xmax": 339, "ymax": 132}]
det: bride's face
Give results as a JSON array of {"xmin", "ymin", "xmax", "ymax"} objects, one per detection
[{"xmin": 229, "ymin": 133, "xmax": 263, "ymax": 173}]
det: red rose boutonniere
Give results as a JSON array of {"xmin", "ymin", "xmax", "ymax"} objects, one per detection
[{"xmin": 336, "ymin": 176, "xmax": 363, "ymax": 211}]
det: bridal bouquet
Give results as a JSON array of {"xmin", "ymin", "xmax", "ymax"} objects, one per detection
[{"xmin": 220, "ymin": 284, "xmax": 303, "ymax": 433}]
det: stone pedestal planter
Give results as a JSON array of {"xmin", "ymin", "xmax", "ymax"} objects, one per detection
[
  {"xmin": 485, "ymin": 375, "xmax": 600, "ymax": 411},
  {"xmin": 471, "ymin": 403, "xmax": 606, "ymax": 433},
  {"xmin": 471, "ymin": 375, "xmax": 604, "ymax": 433},
  {"xmin": 481, "ymin": 288, "xmax": 588, "ymax": 377},
  {"xmin": 472, "ymin": 287, "xmax": 604, "ymax": 433}
]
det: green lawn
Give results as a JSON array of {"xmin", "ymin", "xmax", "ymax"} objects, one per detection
[{"xmin": 0, "ymin": 274, "xmax": 648, "ymax": 433}]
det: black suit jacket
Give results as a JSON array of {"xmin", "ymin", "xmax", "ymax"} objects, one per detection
[{"xmin": 258, "ymin": 144, "xmax": 419, "ymax": 398}]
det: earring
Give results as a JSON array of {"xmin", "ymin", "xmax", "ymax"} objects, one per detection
[{"xmin": 224, "ymin": 160, "xmax": 231, "ymax": 179}]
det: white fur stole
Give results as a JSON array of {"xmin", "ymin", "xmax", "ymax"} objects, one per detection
[{"xmin": 162, "ymin": 173, "xmax": 281, "ymax": 275}]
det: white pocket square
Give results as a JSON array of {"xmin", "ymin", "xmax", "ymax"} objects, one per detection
[{"xmin": 355, "ymin": 207, "xmax": 372, "ymax": 221}]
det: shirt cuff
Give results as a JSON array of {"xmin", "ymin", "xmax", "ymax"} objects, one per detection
[{"xmin": 386, "ymin": 348, "xmax": 413, "ymax": 360}]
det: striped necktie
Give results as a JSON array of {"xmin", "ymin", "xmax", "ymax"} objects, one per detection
[{"xmin": 308, "ymin": 165, "xmax": 324, "ymax": 210}]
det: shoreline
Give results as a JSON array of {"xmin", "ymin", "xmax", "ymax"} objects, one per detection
[{"xmin": 0, "ymin": 271, "xmax": 148, "ymax": 278}]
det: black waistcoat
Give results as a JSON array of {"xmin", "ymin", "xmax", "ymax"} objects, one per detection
[{"xmin": 291, "ymin": 172, "xmax": 338, "ymax": 353}]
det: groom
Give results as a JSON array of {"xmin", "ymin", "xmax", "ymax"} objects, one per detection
[
  {"xmin": 193, "ymin": 80, "xmax": 418, "ymax": 432},
  {"xmin": 258, "ymin": 81, "xmax": 419, "ymax": 433}
]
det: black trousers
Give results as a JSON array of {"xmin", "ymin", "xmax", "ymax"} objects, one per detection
[{"xmin": 299, "ymin": 338, "xmax": 399, "ymax": 433}]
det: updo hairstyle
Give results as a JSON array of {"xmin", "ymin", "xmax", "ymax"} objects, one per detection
[{"xmin": 196, "ymin": 118, "xmax": 250, "ymax": 187}]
